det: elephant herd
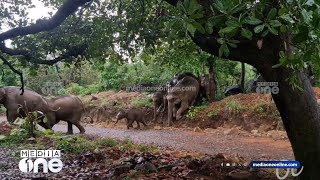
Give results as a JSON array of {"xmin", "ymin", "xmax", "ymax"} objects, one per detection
[
  {"xmin": 0, "ymin": 72, "xmax": 211, "ymax": 134},
  {"xmin": 153, "ymin": 72, "xmax": 213, "ymax": 126},
  {"xmin": 0, "ymin": 86, "xmax": 85, "ymax": 134}
]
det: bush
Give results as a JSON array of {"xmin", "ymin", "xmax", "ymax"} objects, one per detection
[
  {"xmin": 95, "ymin": 138, "xmax": 118, "ymax": 147},
  {"xmin": 186, "ymin": 103, "xmax": 209, "ymax": 120},
  {"xmin": 225, "ymin": 100, "xmax": 248, "ymax": 115},
  {"xmin": 65, "ymin": 83, "xmax": 103, "ymax": 95},
  {"xmin": 130, "ymin": 95, "xmax": 153, "ymax": 108},
  {"xmin": 56, "ymin": 135, "xmax": 95, "ymax": 154}
]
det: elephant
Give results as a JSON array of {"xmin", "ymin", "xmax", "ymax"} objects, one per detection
[
  {"xmin": 153, "ymin": 87, "xmax": 167, "ymax": 122},
  {"xmin": 199, "ymin": 74, "xmax": 217, "ymax": 102},
  {"xmin": 38, "ymin": 95, "xmax": 86, "ymax": 134},
  {"xmin": 115, "ymin": 108, "xmax": 148, "ymax": 129},
  {"xmin": 166, "ymin": 76, "xmax": 200, "ymax": 126},
  {"xmin": 171, "ymin": 72, "xmax": 198, "ymax": 86},
  {"xmin": 0, "ymin": 86, "xmax": 57, "ymax": 125}
]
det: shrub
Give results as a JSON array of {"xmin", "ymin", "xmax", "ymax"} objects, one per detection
[
  {"xmin": 131, "ymin": 95, "xmax": 153, "ymax": 108},
  {"xmin": 95, "ymin": 138, "xmax": 118, "ymax": 147},
  {"xmin": 56, "ymin": 135, "xmax": 95, "ymax": 154},
  {"xmin": 186, "ymin": 104, "xmax": 208, "ymax": 120},
  {"xmin": 225, "ymin": 100, "xmax": 248, "ymax": 116}
]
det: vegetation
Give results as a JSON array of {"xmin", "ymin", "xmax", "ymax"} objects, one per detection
[
  {"xmin": 0, "ymin": 0, "xmax": 320, "ymax": 177},
  {"xmin": 130, "ymin": 95, "xmax": 153, "ymax": 108},
  {"xmin": 225, "ymin": 100, "xmax": 248, "ymax": 116}
]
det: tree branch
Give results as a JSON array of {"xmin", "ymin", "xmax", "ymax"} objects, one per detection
[
  {"xmin": 0, "ymin": 43, "xmax": 88, "ymax": 65},
  {"xmin": 188, "ymin": 31, "xmax": 282, "ymax": 70},
  {"xmin": 0, "ymin": 54, "xmax": 24, "ymax": 95},
  {"xmin": 0, "ymin": 0, "xmax": 92, "ymax": 42}
]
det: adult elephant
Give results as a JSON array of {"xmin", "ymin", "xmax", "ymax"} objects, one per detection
[
  {"xmin": 39, "ymin": 95, "xmax": 86, "ymax": 134},
  {"xmin": 0, "ymin": 86, "xmax": 55, "ymax": 125},
  {"xmin": 166, "ymin": 76, "xmax": 200, "ymax": 126}
]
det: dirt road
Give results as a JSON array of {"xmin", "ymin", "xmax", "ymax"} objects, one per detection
[{"xmin": 0, "ymin": 116, "xmax": 294, "ymax": 161}]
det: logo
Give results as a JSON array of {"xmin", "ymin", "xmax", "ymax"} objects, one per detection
[
  {"xmin": 275, "ymin": 167, "xmax": 304, "ymax": 180},
  {"xmin": 19, "ymin": 150, "xmax": 63, "ymax": 173},
  {"xmin": 256, "ymin": 82, "xmax": 279, "ymax": 94}
]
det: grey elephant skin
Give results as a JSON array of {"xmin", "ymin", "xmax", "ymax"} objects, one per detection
[
  {"xmin": 153, "ymin": 87, "xmax": 167, "ymax": 122},
  {"xmin": 39, "ymin": 95, "xmax": 86, "ymax": 134},
  {"xmin": 0, "ymin": 86, "xmax": 55, "ymax": 125},
  {"xmin": 115, "ymin": 108, "xmax": 148, "ymax": 129},
  {"xmin": 166, "ymin": 76, "xmax": 200, "ymax": 126}
]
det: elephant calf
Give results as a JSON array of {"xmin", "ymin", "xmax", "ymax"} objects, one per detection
[
  {"xmin": 39, "ymin": 95, "xmax": 85, "ymax": 134},
  {"xmin": 115, "ymin": 109, "xmax": 148, "ymax": 129},
  {"xmin": 153, "ymin": 88, "xmax": 167, "ymax": 122}
]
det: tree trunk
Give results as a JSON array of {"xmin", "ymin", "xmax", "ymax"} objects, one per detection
[
  {"xmin": 208, "ymin": 65, "xmax": 216, "ymax": 102},
  {"xmin": 183, "ymin": 13, "xmax": 320, "ymax": 178},
  {"xmin": 240, "ymin": 62, "xmax": 245, "ymax": 91},
  {"xmin": 259, "ymin": 67, "xmax": 320, "ymax": 179}
]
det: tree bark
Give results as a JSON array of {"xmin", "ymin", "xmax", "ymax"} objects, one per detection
[
  {"xmin": 191, "ymin": 28, "xmax": 320, "ymax": 179},
  {"xmin": 259, "ymin": 67, "xmax": 320, "ymax": 179},
  {"xmin": 240, "ymin": 62, "xmax": 245, "ymax": 91},
  {"xmin": 208, "ymin": 65, "xmax": 216, "ymax": 102}
]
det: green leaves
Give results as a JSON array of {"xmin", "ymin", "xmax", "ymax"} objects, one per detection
[
  {"xmin": 244, "ymin": 17, "xmax": 263, "ymax": 25},
  {"xmin": 219, "ymin": 43, "xmax": 230, "ymax": 57},
  {"xmin": 219, "ymin": 26, "xmax": 238, "ymax": 34},
  {"xmin": 301, "ymin": 9, "xmax": 312, "ymax": 23},
  {"xmin": 241, "ymin": 28, "xmax": 253, "ymax": 40},
  {"xmin": 254, "ymin": 24, "xmax": 265, "ymax": 33},
  {"xmin": 267, "ymin": 8, "xmax": 277, "ymax": 20},
  {"xmin": 178, "ymin": 0, "xmax": 205, "ymax": 35}
]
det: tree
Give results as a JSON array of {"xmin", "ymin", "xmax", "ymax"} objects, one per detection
[{"xmin": 162, "ymin": 0, "xmax": 320, "ymax": 178}]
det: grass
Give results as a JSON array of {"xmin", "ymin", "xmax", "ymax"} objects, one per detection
[
  {"xmin": 225, "ymin": 100, "xmax": 248, "ymax": 116},
  {"xmin": 250, "ymin": 99, "xmax": 280, "ymax": 118},
  {"xmin": 186, "ymin": 101, "xmax": 210, "ymax": 120},
  {"xmin": 1, "ymin": 127, "xmax": 158, "ymax": 155},
  {"xmin": 207, "ymin": 106, "xmax": 222, "ymax": 118},
  {"xmin": 130, "ymin": 95, "xmax": 153, "ymax": 108}
]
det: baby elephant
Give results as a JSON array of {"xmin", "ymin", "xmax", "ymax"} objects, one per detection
[{"xmin": 115, "ymin": 109, "xmax": 148, "ymax": 129}]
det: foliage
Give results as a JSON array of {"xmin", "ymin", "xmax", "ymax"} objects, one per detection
[
  {"xmin": 95, "ymin": 138, "xmax": 118, "ymax": 148},
  {"xmin": 251, "ymin": 99, "xmax": 280, "ymax": 118},
  {"xmin": 56, "ymin": 135, "xmax": 95, "ymax": 154},
  {"xmin": 130, "ymin": 95, "xmax": 153, "ymax": 108},
  {"xmin": 0, "ymin": 129, "xmax": 29, "ymax": 147},
  {"xmin": 15, "ymin": 105, "xmax": 48, "ymax": 137},
  {"xmin": 186, "ymin": 103, "xmax": 209, "ymax": 120},
  {"xmin": 225, "ymin": 100, "xmax": 248, "ymax": 116},
  {"xmin": 65, "ymin": 83, "xmax": 102, "ymax": 96},
  {"xmin": 207, "ymin": 106, "xmax": 222, "ymax": 118}
]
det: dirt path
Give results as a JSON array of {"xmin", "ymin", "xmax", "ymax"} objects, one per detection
[{"xmin": 0, "ymin": 116, "xmax": 294, "ymax": 161}]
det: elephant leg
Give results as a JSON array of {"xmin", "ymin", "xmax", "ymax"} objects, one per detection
[
  {"xmin": 127, "ymin": 119, "xmax": 134, "ymax": 129},
  {"xmin": 7, "ymin": 110, "xmax": 18, "ymax": 124},
  {"xmin": 141, "ymin": 118, "xmax": 148, "ymax": 128},
  {"xmin": 136, "ymin": 121, "xmax": 141, "ymax": 129},
  {"xmin": 167, "ymin": 99, "xmax": 173, "ymax": 127},
  {"xmin": 67, "ymin": 122, "xmax": 73, "ymax": 134},
  {"xmin": 176, "ymin": 101, "xmax": 189, "ymax": 120},
  {"xmin": 73, "ymin": 121, "xmax": 85, "ymax": 134},
  {"xmin": 173, "ymin": 105, "xmax": 178, "ymax": 119},
  {"xmin": 153, "ymin": 103, "xmax": 158, "ymax": 122},
  {"xmin": 114, "ymin": 118, "xmax": 120, "ymax": 125}
]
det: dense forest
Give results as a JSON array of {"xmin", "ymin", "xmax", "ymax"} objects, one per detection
[{"xmin": 1, "ymin": 0, "xmax": 320, "ymax": 179}]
